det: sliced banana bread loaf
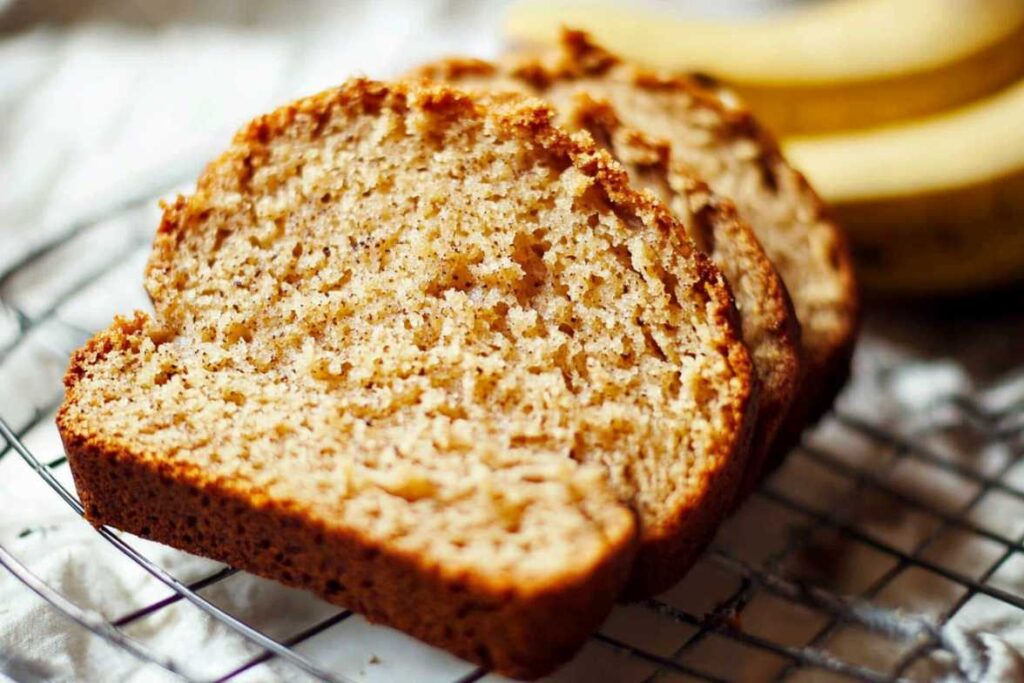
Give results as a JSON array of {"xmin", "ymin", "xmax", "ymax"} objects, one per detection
[{"xmin": 58, "ymin": 79, "xmax": 755, "ymax": 675}]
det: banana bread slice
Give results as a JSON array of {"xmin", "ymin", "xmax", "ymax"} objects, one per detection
[
  {"xmin": 566, "ymin": 96, "xmax": 800, "ymax": 504},
  {"xmin": 57, "ymin": 79, "xmax": 754, "ymax": 675},
  {"xmin": 416, "ymin": 29, "xmax": 858, "ymax": 477}
]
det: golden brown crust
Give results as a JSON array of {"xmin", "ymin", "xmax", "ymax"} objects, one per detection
[
  {"xmin": 58, "ymin": 317, "xmax": 634, "ymax": 679},
  {"xmin": 58, "ymin": 77, "xmax": 756, "ymax": 673}
]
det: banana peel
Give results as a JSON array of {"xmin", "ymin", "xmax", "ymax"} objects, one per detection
[
  {"xmin": 504, "ymin": 0, "xmax": 1024, "ymax": 135},
  {"xmin": 785, "ymin": 79, "xmax": 1024, "ymax": 294}
]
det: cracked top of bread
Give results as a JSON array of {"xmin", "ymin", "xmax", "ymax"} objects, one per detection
[
  {"xmin": 416, "ymin": 30, "xmax": 858, "ymax": 446},
  {"xmin": 59, "ymin": 79, "xmax": 754, "ymax": 601}
]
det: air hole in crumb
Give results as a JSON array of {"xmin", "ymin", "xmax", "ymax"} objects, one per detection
[
  {"xmin": 642, "ymin": 328, "xmax": 668, "ymax": 363},
  {"xmin": 667, "ymin": 373, "xmax": 682, "ymax": 398},
  {"xmin": 692, "ymin": 374, "xmax": 717, "ymax": 405},
  {"xmin": 689, "ymin": 205, "xmax": 717, "ymax": 253},
  {"xmin": 661, "ymin": 268, "xmax": 681, "ymax": 311},
  {"xmin": 222, "ymin": 389, "xmax": 246, "ymax": 406},
  {"xmin": 552, "ymin": 344, "xmax": 578, "ymax": 394},
  {"xmin": 572, "ymin": 352, "xmax": 589, "ymax": 381},
  {"xmin": 153, "ymin": 370, "xmax": 175, "ymax": 386},
  {"xmin": 510, "ymin": 231, "xmax": 550, "ymax": 305},
  {"xmin": 425, "ymin": 260, "xmax": 476, "ymax": 297},
  {"xmin": 212, "ymin": 228, "xmax": 231, "ymax": 252},
  {"xmin": 609, "ymin": 243, "xmax": 633, "ymax": 273},
  {"xmin": 487, "ymin": 302, "xmax": 513, "ymax": 340},
  {"xmin": 223, "ymin": 322, "xmax": 253, "ymax": 345}
]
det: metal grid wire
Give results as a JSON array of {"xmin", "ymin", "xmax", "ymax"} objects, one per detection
[{"xmin": 0, "ymin": 179, "xmax": 1022, "ymax": 683}]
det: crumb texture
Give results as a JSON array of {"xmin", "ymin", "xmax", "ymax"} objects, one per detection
[
  {"xmin": 416, "ymin": 31, "xmax": 858, "ymax": 449},
  {"xmin": 558, "ymin": 94, "xmax": 800, "ymax": 500},
  {"xmin": 543, "ymin": 78, "xmax": 850, "ymax": 373},
  {"xmin": 58, "ymin": 79, "xmax": 753, "ymax": 671}
]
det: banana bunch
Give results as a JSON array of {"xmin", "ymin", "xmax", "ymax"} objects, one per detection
[{"xmin": 506, "ymin": 0, "xmax": 1024, "ymax": 294}]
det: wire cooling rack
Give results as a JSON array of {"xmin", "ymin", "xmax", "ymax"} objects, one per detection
[{"xmin": 0, "ymin": 178, "xmax": 1022, "ymax": 683}]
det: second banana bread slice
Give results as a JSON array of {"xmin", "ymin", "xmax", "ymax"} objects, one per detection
[
  {"xmin": 414, "ymin": 63, "xmax": 802, "ymax": 511},
  {"xmin": 417, "ymin": 30, "xmax": 858, "ymax": 479},
  {"xmin": 563, "ymin": 95, "xmax": 801, "ymax": 506},
  {"xmin": 58, "ymin": 79, "xmax": 755, "ymax": 676}
]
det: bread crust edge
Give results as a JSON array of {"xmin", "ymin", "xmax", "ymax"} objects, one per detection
[{"xmin": 57, "ymin": 315, "xmax": 637, "ymax": 680}]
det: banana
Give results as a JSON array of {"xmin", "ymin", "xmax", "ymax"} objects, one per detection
[
  {"xmin": 504, "ymin": 0, "xmax": 1024, "ymax": 135},
  {"xmin": 784, "ymin": 79, "xmax": 1024, "ymax": 294}
]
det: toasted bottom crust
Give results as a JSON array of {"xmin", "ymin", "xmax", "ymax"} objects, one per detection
[{"xmin": 58, "ymin": 424, "xmax": 635, "ymax": 680}]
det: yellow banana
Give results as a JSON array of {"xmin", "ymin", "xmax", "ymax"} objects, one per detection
[
  {"xmin": 504, "ymin": 0, "xmax": 1024, "ymax": 135},
  {"xmin": 784, "ymin": 79, "xmax": 1024, "ymax": 294}
]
